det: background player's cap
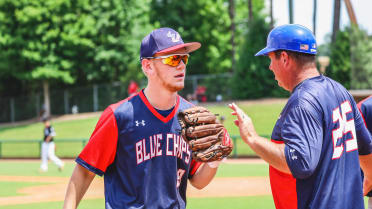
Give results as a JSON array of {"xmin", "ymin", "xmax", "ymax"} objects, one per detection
[{"xmin": 140, "ymin": 27, "xmax": 201, "ymax": 60}]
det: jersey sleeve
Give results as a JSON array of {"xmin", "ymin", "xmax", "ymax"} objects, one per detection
[
  {"xmin": 355, "ymin": 102, "xmax": 372, "ymax": 155},
  {"xmin": 76, "ymin": 107, "xmax": 119, "ymax": 176},
  {"xmin": 282, "ymin": 106, "xmax": 323, "ymax": 179}
]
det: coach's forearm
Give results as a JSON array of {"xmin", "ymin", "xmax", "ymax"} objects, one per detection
[
  {"xmin": 63, "ymin": 164, "xmax": 95, "ymax": 209},
  {"xmin": 248, "ymin": 136, "xmax": 291, "ymax": 174},
  {"xmin": 360, "ymin": 153, "xmax": 372, "ymax": 195},
  {"xmin": 189, "ymin": 163, "xmax": 218, "ymax": 189}
]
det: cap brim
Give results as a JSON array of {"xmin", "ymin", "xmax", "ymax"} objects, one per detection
[
  {"xmin": 255, "ymin": 47, "xmax": 275, "ymax": 56},
  {"xmin": 156, "ymin": 42, "xmax": 201, "ymax": 55}
]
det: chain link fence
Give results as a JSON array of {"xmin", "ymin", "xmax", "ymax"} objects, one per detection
[{"xmin": 0, "ymin": 73, "xmax": 233, "ymax": 123}]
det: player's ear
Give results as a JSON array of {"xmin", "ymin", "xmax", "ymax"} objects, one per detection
[
  {"xmin": 141, "ymin": 59, "xmax": 153, "ymax": 76},
  {"xmin": 281, "ymin": 51, "xmax": 290, "ymax": 67}
]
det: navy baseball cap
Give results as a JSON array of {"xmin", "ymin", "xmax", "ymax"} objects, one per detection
[{"xmin": 140, "ymin": 27, "xmax": 201, "ymax": 60}]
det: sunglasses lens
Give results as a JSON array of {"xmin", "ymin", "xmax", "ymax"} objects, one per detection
[
  {"xmin": 162, "ymin": 55, "xmax": 188, "ymax": 67},
  {"xmin": 181, "ymin": 55, "xmax": 188, "ymax": 65}
]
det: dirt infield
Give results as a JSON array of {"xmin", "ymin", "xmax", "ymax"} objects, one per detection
[{"xmin": 0, "ymin": 159, "xmax": 271, "ymax": 206}]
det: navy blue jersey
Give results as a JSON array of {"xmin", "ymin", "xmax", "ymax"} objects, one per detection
[
  {"xmin": 358, "ymin": 95, "xmax": 372, "ymax": 134},
  {"xmin": 270, "ymin": 76, "xmax": 372, "ymax": 209},
  {"xmin": 76, "ymin": 90, "xmax": 202, "ymax": 209},
  {"xmin": 358, "ymin": 95, "xmax": 372, "ymax": 197}
]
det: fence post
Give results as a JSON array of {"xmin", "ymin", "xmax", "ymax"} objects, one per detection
[
  {"xmin": 232, "ymin": 136, "xmax": 237, "ymax": 158},
  {"xmin": 10, "ymin": 98, "xmax": 15, "ymax": 123},
  {"xmin": 93, "ymin": 85, "xmax": 98, "ymax": 112},
  {"xmin": 64, "ymin": 90, "xmax": 69, "ymax": 114}
]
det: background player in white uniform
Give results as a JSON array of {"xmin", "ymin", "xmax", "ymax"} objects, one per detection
[{"xmin": 40, "ymin": 118, "xmax": 64, "ymax": 172}]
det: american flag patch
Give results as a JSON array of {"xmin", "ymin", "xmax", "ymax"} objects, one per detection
[{"xmin": 300, "ymin": 44, "xmax": 309, "ymax": 50}]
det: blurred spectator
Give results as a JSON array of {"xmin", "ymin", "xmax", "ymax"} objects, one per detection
[
  {"xmin": 195, "ymin": 85, "xmax": 207, "ymax": 103},
  {"xmin": 216, "ymin": 94, "xmax": 223, "ymax": 102},
  {"xmin": 128, "ymin": 80, "xmax": 139, "ymax": 97},
  {"xmin": 71, "ymin": 105, "xmax": 79, "ymax": 114}
]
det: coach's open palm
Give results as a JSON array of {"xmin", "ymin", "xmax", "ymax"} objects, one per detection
[{"xmin": 228, "ymin": 103, "xmax": 258, "ymax": 145}]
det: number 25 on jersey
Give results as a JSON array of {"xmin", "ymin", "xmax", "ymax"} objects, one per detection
[{"xmin": 332, "ymin": 101, "xmax": 358, "ymax": 159}]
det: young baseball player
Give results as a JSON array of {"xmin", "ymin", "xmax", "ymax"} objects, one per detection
[
  {"xmin": 358, "ymin": 95, "xmax": 372, "ymax": 209},
  {"xmin": 229, "ymin": 24, "xmax": 372, "ymax": 209},
  {"xmin": 40, "ymin": 118, "xmax": 64, "ymax": 172},
  {"xmin": 63, "ymin": 28, "xmax": 223, "ymax": 209}
]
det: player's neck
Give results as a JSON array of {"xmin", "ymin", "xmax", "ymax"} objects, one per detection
[
  {"xmin": 143, "ymin": 86, "xmax": 178, "ymax": 110},
  {"xmin": 290, "ymin": 67, "xmax": 320, "ymax": 92}
]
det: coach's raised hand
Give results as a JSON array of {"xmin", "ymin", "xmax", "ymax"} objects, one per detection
[{"xmin": 228, "ymin": 103, "xmax": 258, "ymax": 145}]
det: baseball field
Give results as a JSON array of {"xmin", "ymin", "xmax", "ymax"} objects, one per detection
[{"xmin": 0, "ymin": 99, "xmax": 369, "ymax": 208}]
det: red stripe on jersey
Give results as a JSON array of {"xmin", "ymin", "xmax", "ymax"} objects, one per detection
[
  {"xmin": 269, "ymin": 139, "xmax": 297, "ymax": 209},
  {"xmin": 139, "ymin": 90, "xmax": 180, "ymax": 123},
  {"xmin": 271, "ymin": 139, "xmax": 284, "ymax": 144},
  {"xmin": 189, "ymin": 159, "xmax": 203, "ymax": 177},
  {"xmin": 270, "ymin": 166, "xmax": 298, "ymax": 209},
  {"xmin": 357, "ymin": 96, "xmax": 372, "ymax": 128},
  {"xmin": 78, "ymin": 107, "xmax": 118, "ymax": 173}
]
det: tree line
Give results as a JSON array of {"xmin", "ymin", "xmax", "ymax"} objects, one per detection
[{"xmin": 0, "ymin": 0, "xmax": 370, "ymax": 116}]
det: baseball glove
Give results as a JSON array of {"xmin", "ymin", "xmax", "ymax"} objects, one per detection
[{"xmin": 178, "ymin": 106, "xmax": 233, "ymax": 162}]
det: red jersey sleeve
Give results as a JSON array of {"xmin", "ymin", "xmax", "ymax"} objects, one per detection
[{"xmin": 77, "ymin": 106, "xmax": 118, "ymax": 175}]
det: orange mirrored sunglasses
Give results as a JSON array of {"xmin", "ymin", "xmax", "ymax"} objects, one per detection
[{"xmin": 146, "ymin": 54, "xmax": 189, "ymax": 67}]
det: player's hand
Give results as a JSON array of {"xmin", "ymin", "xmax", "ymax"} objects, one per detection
[
  {"xmin": 228, "ymin": 103, "xmax": 258, "ymax": 145},
  {"xmin": 363, "ymin": 175, "xmax": 372, "ymax": 196}
]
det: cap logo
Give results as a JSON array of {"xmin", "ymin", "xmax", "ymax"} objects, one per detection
[{"xmin": 167, "ymin": 31, "xmax": 181, "ymax": 43}]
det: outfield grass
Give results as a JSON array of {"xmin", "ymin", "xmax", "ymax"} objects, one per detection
[
  {"xmin": 0, "ymin": 160, "xmax": 273, "ymax": 209},
  {"xmin": 0, "ymin": 102, "xmax": 285, "ymax": 158},
  {"xmin": 0, "ymin": 161, "xmax": 369, "ymax": 209},
  {"xmin": 0, "ymin": 160, "xmax": 268, "ymax": 178}
]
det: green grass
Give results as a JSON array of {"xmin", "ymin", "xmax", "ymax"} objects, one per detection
[
  {"xmin": 0, "ymin": 161, "xmax": 75, "ymax": 177},
  {"xmin": 0, "ymin": 161, "xmax": 369, "ymax": 209},
  {"xmin": 0, "ymin": 102, "xmax": 285, "ymax": 158},
  {"xmin": 0, "ymin": 198, "xmax": 105, "ymax": 209},
  {"xmin": 0, "ymin": 117, "xmax": 98, "ymax": 140},
  {"xmin": 0, "ymin": 160, "xmax": 268, "ymax": 178},
  {"xmin": 216, "ymin": 162, "xmax": 269, "ymax": 177}
]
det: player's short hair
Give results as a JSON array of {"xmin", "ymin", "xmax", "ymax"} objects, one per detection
[{"xmin": 274, "ymin": 50, "xmax": 316, "ymax": 67}]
